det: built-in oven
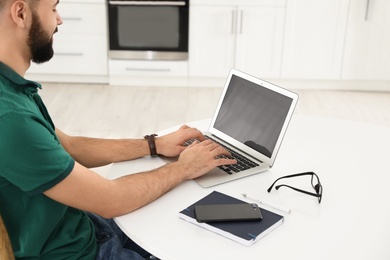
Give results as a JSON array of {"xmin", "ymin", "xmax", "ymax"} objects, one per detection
[{"xmin": 108, "ymin": 0, "xmax": 189, "ymax": 61}]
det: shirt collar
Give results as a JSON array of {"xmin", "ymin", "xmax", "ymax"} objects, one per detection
[{"xmin": 0, "ymin": 61, "xmax": 42, "ymax": 95}]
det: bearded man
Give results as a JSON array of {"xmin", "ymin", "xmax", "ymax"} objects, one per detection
[{"xmin": 0, "ymin": 0, "xmax": 236, "ymax": 259}]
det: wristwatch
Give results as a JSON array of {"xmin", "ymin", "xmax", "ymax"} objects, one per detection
[{"xmin": 144, "ymin": 134, "xmax": 158, "ymax": 157}]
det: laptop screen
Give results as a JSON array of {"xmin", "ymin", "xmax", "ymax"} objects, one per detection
[{"xmin": 213, "ymin": 74, "xmax": 294, "ymax": 158}]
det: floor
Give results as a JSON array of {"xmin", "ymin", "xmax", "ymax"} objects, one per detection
[{"xmin": 38, "ymin": 83, "xmax": 390, "ymax": 175}]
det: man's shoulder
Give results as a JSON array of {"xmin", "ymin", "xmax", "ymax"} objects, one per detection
[{"xmin": 0, "ymin": 80, "xmax": 37, "ymax": 118}]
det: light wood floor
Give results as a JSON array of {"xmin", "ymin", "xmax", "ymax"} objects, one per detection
[
  {"xmin": 38, "ymin": 82, "xmax": 390, "ymax": 176},
  {"xmin": 39, "ymin": 83, "xmax": 390, "ymax": 139}
]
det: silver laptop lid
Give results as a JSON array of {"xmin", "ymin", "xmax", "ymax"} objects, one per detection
[{"xmin": 208, "ymin": 69, "xmax": 299, "ymax": 167}]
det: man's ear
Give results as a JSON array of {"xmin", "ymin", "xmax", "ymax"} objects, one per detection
[{"xmin": 10, "ymin": 0, "xmax": 30, "ymax": 28}]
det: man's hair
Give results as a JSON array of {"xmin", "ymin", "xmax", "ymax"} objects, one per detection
[
  {"xmin": 0, "ymin": 0, "xmax": 7, "ymax": 10},
  {"xmin": 0, "ymin": 0, "xmax": 39, "ymax": 10}
]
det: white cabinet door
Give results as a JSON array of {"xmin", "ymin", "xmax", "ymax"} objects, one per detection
[
  {"xmin": 342, "ymin": 0, "xmax": 390, "ymax": 80},
  {"xmin": 188, "ymin": 6, "xmax": 236, "ymax": 77},
  {"xmin": 28, "ymin": 3, "xmax": 107, "ymax": 77},
  {"xmin": 281, "ymin": 0, "xmax": 349, "ymax": 79},
  {"xmin": 235, "ymin": 6, "xmax": 284, "ymax": 78},
  {"xmin": 189, "ymin": 4, "xmax": 285, "ymax": 79},
  {"xmin": 29, "ymin": 34, "xmax": 108, "ymax": 76}
]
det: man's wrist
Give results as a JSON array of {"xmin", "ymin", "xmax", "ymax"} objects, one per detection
[{"xmin": 144, "ymin": 134, "xmax": 158, "ymax": 156}]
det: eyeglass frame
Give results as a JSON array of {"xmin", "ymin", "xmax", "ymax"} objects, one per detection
[{"xmin": 267, "ymin": 171, "xmax": 323, "ymax": 203}]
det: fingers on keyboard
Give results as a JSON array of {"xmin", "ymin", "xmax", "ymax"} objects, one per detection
[{"xmin": 183, "ymin": 138, "xmax": 199, "ymax": 146}]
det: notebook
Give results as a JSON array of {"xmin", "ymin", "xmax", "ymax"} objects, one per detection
[
  {"xmin": 179, "ymin": 191, "xmax": 284, "ymax": 246},
  {"xmin": 194, "ymin": 69, "xmax": 298, "ymax": 187}
]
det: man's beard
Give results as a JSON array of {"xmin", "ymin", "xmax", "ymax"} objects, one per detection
[{"xmin": 28, "ymin": 11, "xmax": 56, "ymax": 64}]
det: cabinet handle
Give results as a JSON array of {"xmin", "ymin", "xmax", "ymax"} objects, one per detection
[
  {"xmin": 239, "ymin": 10, "xmax": 243, "ymax": 34},
  {"xmin": 62, "ymin": 17, "xmax": 82, "ymax": 21},
  {"xmin": 109, "ymin": 1, "xmax": 185, "ymax": 6},
  {"xmin": 365, "ymin": 0, "xmax": 370, "ymax": 21},
  {"xmin": 55, "ymin": 53, "xmax": 84, "ymax": 56},
  {"xmin": 231, "ymin": 10, "xmax": 236, "ymax": 34},
  {"xmin": 125, "ymin": 68, "xmax": 171, "ymax": 72}
]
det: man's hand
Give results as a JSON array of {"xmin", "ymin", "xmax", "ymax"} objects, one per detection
[
  {"xmin": 155, "ymin": 125, "xmax": 206, "ymax": 157},
  {"xmin": 176, "ymin": 140, "xmax": 237, "ymax": 180}
]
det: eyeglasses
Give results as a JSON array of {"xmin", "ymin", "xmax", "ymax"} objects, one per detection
[{"xmin": 267, "ymin": 172, "xmax": 323, "ymax": 203}]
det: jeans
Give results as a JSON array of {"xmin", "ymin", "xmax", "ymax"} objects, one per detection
[{"xmin": 86, "ymin": 212, "xmax": 156, "ymax": 260}]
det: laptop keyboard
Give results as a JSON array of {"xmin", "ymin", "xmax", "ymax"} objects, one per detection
[{"xmin": 184, "ymin": 136, "xmax": 260, "ymax": 175}]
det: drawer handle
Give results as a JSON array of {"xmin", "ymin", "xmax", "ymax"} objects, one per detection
[
  {"xmin": 62, "ymin": 17, "xmax": 82, "ymax": 21},
  {"xmin": 109, "ymin": 1, "xmax": 185, "ymax": 6},
  {"xmin": 55, "ymin": 53, "xmax": 84, "ymax": 57},
  {"xmin": 126, "ymin": 68, "xmax": 171, "ymax": 72}
]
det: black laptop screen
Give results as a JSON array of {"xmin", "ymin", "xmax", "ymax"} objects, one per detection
[{"xmin": 214, "ymin": 75, "xmax": 293, "ymax": 158}]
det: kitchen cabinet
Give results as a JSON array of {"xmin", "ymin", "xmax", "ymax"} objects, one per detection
[
  {"xmin": 188, "ymin": 1, "xmax": 285, "ymax": 79},
  {"xmin": 281, "ymin": 0, "xmax": 350, "ymax": 80},
  {"xmin": 342, "ymin": 0, "xmax": 390, "ymax": 80},
  {"xmin": 24, "ymin": 0, "xmax": 390, "ymax": 90},
  {"xmin": 27, "ymin": 1, "xmax": 108, "ymax": 82}
]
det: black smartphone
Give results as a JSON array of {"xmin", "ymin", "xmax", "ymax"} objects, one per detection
[{"xmin": 194, "ymin": 203, "xmax": 263, "ymax": 223}]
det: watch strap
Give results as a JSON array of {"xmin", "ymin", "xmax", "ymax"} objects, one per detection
[{"xmin": 144, "ymin": 134, "xmax": 158, "ymax": 156}]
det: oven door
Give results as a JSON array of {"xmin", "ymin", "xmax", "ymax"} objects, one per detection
[{"xmin": 108, "ymin": 0, "xmax": 189, "ymax": 60}]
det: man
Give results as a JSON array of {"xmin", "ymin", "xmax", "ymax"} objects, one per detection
[{"xmin": 0, "ymin": 0, "xmax": 237, "ymax": 259}]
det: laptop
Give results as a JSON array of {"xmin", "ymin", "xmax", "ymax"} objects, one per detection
[{"xmin": 194, "ymin": 69, "xmax": 299, "ymax": 187}]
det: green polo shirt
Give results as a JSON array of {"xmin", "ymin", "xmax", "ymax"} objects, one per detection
[{"xmin": 0, "ymin": 62, "xmax": 96, "ymax": 259}]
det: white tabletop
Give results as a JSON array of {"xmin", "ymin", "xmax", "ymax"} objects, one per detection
[{"xmin": 108, "ymin": 115, "xmax": 390, "ymax": 260}]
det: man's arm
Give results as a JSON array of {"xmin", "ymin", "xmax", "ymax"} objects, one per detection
[
  {"xmin": 44, "ymin": 140, "xmax": 236, "ymax": 218},
  {"xmin": 55, "ymin": 125, "xmax": 206, "ymax": 168},
  {"xmin": 55, "ymin": 128, "xmax": 149, "ymax": 168}
]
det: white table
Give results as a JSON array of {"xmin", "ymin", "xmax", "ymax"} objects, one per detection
[{"xmin": 108, "ymin": 115, "xmax": 390, "ymax": 260}]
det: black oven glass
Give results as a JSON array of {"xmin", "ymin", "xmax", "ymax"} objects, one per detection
[
  {"xmin": 109, "ymin": 2, "xmax": 189, "ymax": 53},
  {"xmin": 118, "ymin": 7, "xmax": 179, "ymax": 49}
]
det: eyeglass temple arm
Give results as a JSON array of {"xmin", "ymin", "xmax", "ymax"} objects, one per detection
[
  {"xmin": 267, "ymin": 172, "xmax": 317, "ymax": 193},
  {"xmin": 274, "ymin": 184, "xmax": 321, "ymax": 198}
]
